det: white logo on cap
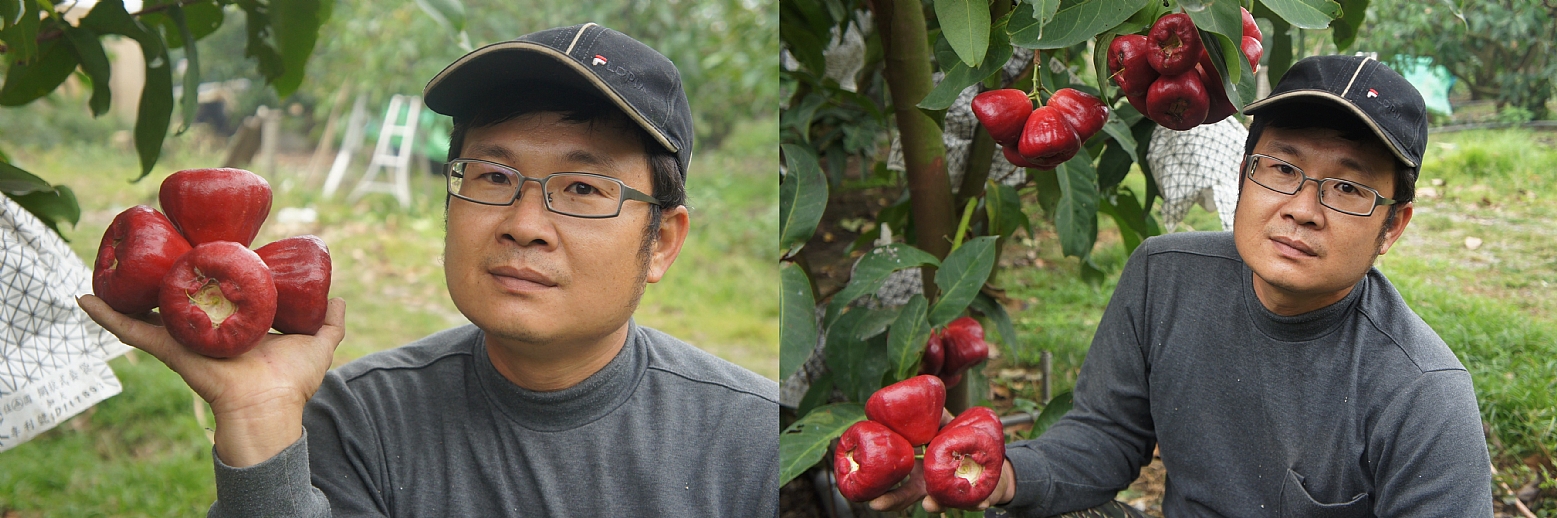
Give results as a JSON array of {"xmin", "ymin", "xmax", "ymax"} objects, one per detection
[
  {"xmin": 1367, "ymin": 89, "xmax": 1378, "ymax": 98},
  {"xmin": 592, "ymin": 55, "xmax": 608, "ymax": 66}
]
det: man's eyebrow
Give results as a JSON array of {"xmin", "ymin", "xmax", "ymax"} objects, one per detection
[
  {"xmin": 464, "ymin": 143, "xmax": 518, "ymax": 164},
  {"xmin": 563, "ymin": 149, "xmax": 618, "ymax": 170},
  {"xmin": 1268, "ymin": 141, "xmax": 1303, "ymax": 158}
]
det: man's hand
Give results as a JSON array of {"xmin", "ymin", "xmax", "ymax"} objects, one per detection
[
  {"xmin": 866, "ymin": 408, "xmax": 1020, "ymax": 513},
  {"xmin": 78, "ymin": 294, "xmax": 346, "ymax": 467}
]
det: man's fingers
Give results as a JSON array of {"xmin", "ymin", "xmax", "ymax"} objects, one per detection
[
  {"xmin": 77, "ymin": 295, "xmax": 183, "ymax": 361},
  {"xmin": 922, "ymin": 494, "xmax": 944, "ymax": 513},
  {"xmin": 313, "ymin": 297, "xmax": 347, "ymax": 347},
  {"xmin": 868, "ymin": 483, "xmax": 922, "ymax": 512}
]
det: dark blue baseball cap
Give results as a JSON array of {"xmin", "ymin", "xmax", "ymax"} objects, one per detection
[{"xmin": 1243, "ymin": 55, "xmax": 1428, "ymax": 174}]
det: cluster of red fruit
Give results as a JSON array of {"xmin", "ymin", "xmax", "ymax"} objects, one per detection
[
  {"xmin": 92, "ymin": 168, "xmax": 332, "ymax": 358},
  {"xmin": 1109, "ymin": 10, "xmax": 1264, "ymax": 130},
  {"xmin": 973, "ymin": 87, "xmax": 1109, "ymax": 170},
  {"xmin": 835, "ymin": 375, "xmax": 1006, "ymax": 509},
  {"xmin": 919, "ymin": 316, "xmax": 991, "ymax": 387}
]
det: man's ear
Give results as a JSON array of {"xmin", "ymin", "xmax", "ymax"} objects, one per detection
[
  {"xmin": 1377, "ymin": 202, "xmax": 1414, "ymax": 255},
  {"xmin": 646, "ymin": 205, "xmax": 690, "ymax": 283}
]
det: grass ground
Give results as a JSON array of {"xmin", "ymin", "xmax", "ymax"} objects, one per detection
[
  {"xmin": 0, "ymin": 117, "xmax": 777, "ymax": 516},
  {"xmin": 995, "ymin": 128, "xmax": 1557, "ymax": 513}
]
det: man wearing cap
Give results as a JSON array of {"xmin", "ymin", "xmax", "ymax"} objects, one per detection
[
  {"xmin": 78, "ymin": 23, "xmax": 778, "ymax": 516},
  {"xmin": 873, "ymin": 55, "xmax": 1494, "ymax": 516}
]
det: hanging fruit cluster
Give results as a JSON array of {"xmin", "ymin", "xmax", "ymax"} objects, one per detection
[
  {"xmin": 1109, "ymin": 8, "xmax": 1263, "ymax": 130},
  {"xmin": 917, "ymin": 316, "xmax": 992, "ymax": 387},
  {"xmin": 973, "ymin": 87, "xmax": 1109, "ymax": 170}
]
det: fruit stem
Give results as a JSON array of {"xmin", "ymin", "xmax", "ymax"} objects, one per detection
[{"xmin": 950, "ymin": 197, "xmax": 977, "ymax": 252}]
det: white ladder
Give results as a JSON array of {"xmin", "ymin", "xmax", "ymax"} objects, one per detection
[{"xmin": 343, "ymin": 95, "xmax": 420, "ymax": 208}]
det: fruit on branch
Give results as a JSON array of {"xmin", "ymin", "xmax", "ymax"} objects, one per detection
[
  {"xmin": 1242, "ymin": 36, "xmax": 1264, "ymax": 73},
  {"xmin": 1197, "ymin": 53, "xmax": 1238, "ymax": 124},
  {"xmin": 1146, "ymin": 14, "xmax": 1203, "ymax": 76},
  {"xmin": 159, "ymin": 241, "xmax": 277, "ymax": 358},
  {"xmin": 972, "ymin": 89, "xmax": 1035, "ymax": 147},
  {"xmin": 1018, "ymin": 106, "xmax": 1082, "ymax": 169},
  {"xmin": 1147, "ymin": 71, "xmax": 1210, "ymax": 131},
  {"xmin": 159, "ymin": 168, "xmax": 273, "ymax": 247},
  {"xmin": 865, "ymin": 374, "xmax": 947, "ymax": 446},
  {"xmin": 939, "ymin": 317, "xmax": 991, "ymax": 378},
  {"xmin": 920, "ymin": 328, "xmax": 946, "ymax": 376},
  {"xmin": 1047, "ymin": 88, "xmax": 1110, "ymax": 141},
  {"xmin": 1241, "ymin": 7, "xmax": 1262, "ymax": 42},
  {"xmin": 255, "ymin": 235, "xmax": 332, "ymax": 335},
  {"xmin": 834, "ymin": 420, "xmax": 917, "ymax": 502},
  {"xmin": 1107, "ymin": 34, "xmax": 1160, "ymax": 99},
  {"xmin": 92, "ymin": 205, "xmax": 193, "ymax": 314}
]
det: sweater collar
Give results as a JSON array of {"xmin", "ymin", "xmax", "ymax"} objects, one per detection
[
  {"xmin": 1241, "ymin": 265, "xmax": 1368, "ymax": 343},
  {"xmin": 471, "ymin": 321, "xmax": 648, "ymax": 432}
]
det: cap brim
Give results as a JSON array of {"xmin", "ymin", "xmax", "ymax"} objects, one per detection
[
  {"xmin": 1243, "ymin": 90, "xmax": 1418, "ymax": 169},
  {"xmin": 423, "ymin": 42, "xmax": 681, "ymax": 155}
]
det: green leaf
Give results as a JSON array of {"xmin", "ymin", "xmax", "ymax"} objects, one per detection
[
  {"xmin": 1030, "ymin": 391, "xmax": 1073, "ymax": 436},
  {"xmin": 141, "ymin": 0, "xmax": 224, "ymax": 49},
  {"xmin": 986, "ymin": 181, "xmax": 1029, "ymax": 239},
  {"xmin": 1183, "ymin": 0, "xmax": 1243, "ymax": 46},
  {"xmin": 0, "ymin": 39, "xmax": 80, "ymax": 106},
  {"xmin": 934, "ymin": 0, "xmax": 989, "ymax": 67},
  {"xmin": 779, "ymin": 403, "xmax": 866, "ymax": 485},
  {"xmin": 929, "ymin": 235, "xmax": 998, "ymax": 327},
  {"xmin": 1028, "ymin": 0, "xmax": 1061, "ymax": 26},
  {"xmin": 918, "ymin": 16, "xmax": 1013, "ymax": 111},
  {"xmin": 1330, "ymin": 0, "xmax": 1368, "ymax": 51},
  {"xmin": 968, "ymin": 292, "xmax": 1017, "ymax": 348},
  {"xmin": 269, "ymin": 0, "xmax": 330, "ymax": 98},
  {"xmin": 780, "ymin": 16, "xmax": 827, "ymax": 74},
  {"xmin": 1096, "ymin": 141, "xmax": 1133, "ymax": 190},
  {"xmin": 1098, "ymin": 187, "xmax": 1147, "ymax": 255},
  {"xmin": 1257, "ymin": 0, "xmax": 1342, "ymax": 29},
  {"xmin": 1009, "ymin": 0, "xmax": 1149, "ymax": 50},
  {"xmin": 4, "ymin": 182, "xmax": 81, "ymax": 237},
  {"xmin": 1099, "ymin": 110, "xmax": 1138, "ymax": 165},
  {"xmin": 1031, "ymin": 166, "xmax": 1060, "ymax": 220},
  {"xmin": 236, "ymin": 0, "xmax": 285, "ymax": 83},
  {"xmin": 887, "ymin": 294, "xmax": 931, "ymax": 381},
  {"xmin": 781, "ymin": 262, "xmax": 819, "ymax": 381},
  {"xmin": 83, "ymin": 0, "xmax": 175, "ymax": 180},
  {"xmin": 825, "ymin": 309, "xmax": 892, "ymax": 403},
  {"xmin": 0, "ymin": 159, "xmax": 51, "ymax": 195},
  {"xmin": 824, "ymin": 243, "xmax": 940, "ymax": 327},
  {"xmin": 1257, "ymin": 3, "xmax": 1294, "ymax": 82},
  {"xmin": 1054, "ymin": 148, "xmax": 1098, "ymax": 258},
  {"xmin": 0, "ymin": 0, "xmax": 39, "ymax": 61},
  {"xmin": 61, "ymin": 25, "xmax": 112, "ymax": 117},
  {"xmin": 170, "ymin": 5, "xmax": 201, "ymax": 134},
  {"xmin": 780, "ymin": 144, "xmax": 829, "ymax": 257}
]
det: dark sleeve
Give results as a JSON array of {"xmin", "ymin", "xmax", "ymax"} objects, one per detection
[
  {"xmin": 1369, "ymin": 369, "xmax": 1493, "ymax": 516},
  {"xmin": 207, "ymin": 430, "xmax": 329, "ymax": 518},
  {"xmin": 997, "ymin": 244, "xmax": 1159, "ymax": 517},
  {"xmin": 301, "ymin": 371, "xmax": 392, "ymax": 517}
]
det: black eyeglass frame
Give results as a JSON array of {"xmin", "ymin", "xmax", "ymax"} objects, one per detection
[
  {"xmin": 1243, "ymin": 153, "xmax": 1398, "ymax": 217},
  {"xmin": 443, "ymin": 158, "xmax": 662, "ymax": 219}
]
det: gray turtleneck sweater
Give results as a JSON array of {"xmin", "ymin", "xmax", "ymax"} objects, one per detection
[
  {"xmin": 998, "ymin": 232, "xmax": 1491, "ymax": 517},
  {"xmin": 206, "ymin": 322, "xmax": 779, "ymax": 517}
]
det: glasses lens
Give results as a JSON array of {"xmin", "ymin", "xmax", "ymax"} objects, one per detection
[
  {"xmin": 545, "ymin": 173, "xmax": 624, "ymax": 216},
  {"xmin": 450, "ymin": 161, "xmax": 521, "ymax": 204},
  {"xmin": 1320, "ymin": 180, "xmax": 1377, "ymax": 215},
  {"xmin": 1249, "ymin": 156, "xmax": 1304, "ymax": 194}
]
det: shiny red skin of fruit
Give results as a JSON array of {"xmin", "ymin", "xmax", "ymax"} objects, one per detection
[
  {"xmin": 92, "ymin": 205, "xmax": 193, "ymax": 314},
  {"xmin": 919, "ymin": 328, "xmax": 946, "ymax": 376},
  {"xmin": 159, "ymin": 168, "xmax": 273, "ymax": 247},
  {"xmin": 1125, "ymin": 91, "xmax": 1150, "ymax": 117},
  {"xmin": 865, "ymin": 374, "xmax": 947, "ymax": 446},
  {"xmin": 1196, "ymin": 54, "xmax": 1238, "ymax": 124},
  {"xmin": 255, "ymin": 235, "xmax": 332, "ymax": 335},
  {"xmin": 1017, "ymin": 106, "xmax": 1082, "ymax": 167},
  {"xmin": 1146, "ymin": 14, "xmax": 1204, "ymax": 76},
  {"xmin": 1242, "ymin": 36, "xmax": 1264, "ymax": 73},
  {"xmin": 940, "ymin": 317, "xmax": 990, "ymax": 376},
  {"xmin": 972, "ymin": 89, "xmax": 1034, "ymax": 147},
  {"xmin": 1047, "ymin": 88, "xmax": 1110, "ymax": 141},
  {"xmin": 924, "ymin": 424, "xmax": 1006, "ymax": 509},
  {"xmin": 834, "ymin": 420, "xmax": 917, "ymax": 502},
  {"xmin": 1147, "ymin": 72, "xmax": 1211, "ymax": 131},
  {"xmin": 1107, "ymin": 34, "xmax": 1159, "ymax": 99},
  {"xmin": 1242, "ymin": 7, "xmax": 1262, "ymax": 42},
  {"xmin": 945, "ymin": 406, "xmax": 1004, "ymax": 442},
  {"xmin": 160, "ymin": 241, "xmax": 277, "ymax": 358}
]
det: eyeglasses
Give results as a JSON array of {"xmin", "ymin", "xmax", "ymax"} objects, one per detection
[
  {"xmin": 1244, "ymin": 154, "xmax": 1397, "ymax": 217},
  {"xmin": 444, "ymin": 159, "xmax": 661, "ymax": 218}
]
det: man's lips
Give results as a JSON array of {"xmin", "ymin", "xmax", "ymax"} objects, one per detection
[
  {"xmin": 1270, "ymin": 235, "xmax": 1318, "ymax": 257},
  {"xmin": 488, "ymin": 265, "xmax": 558, "ymax": 291}
]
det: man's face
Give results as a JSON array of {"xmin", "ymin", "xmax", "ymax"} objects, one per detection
[
  {"xmin": 1233, "ymin": 125, "xmax": 1413, "ymax": 315},
  {"xmin": 444, "ymin": 112, "xmax": 685, "ymax": 349}
]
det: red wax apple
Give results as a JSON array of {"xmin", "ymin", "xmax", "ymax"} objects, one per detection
[
  {"xmin": 919, "ymin": 328, "xmax": 946, "ymax": 376},
  {"xmin": 1196, "ymin": 53, "xmax": 1238, "ymax": 124},
  {"xmin": 255, "ymin": 235, "xmax": 332, "ymax": 335},
  {"xmin": 865, "ymin": 374, "xmax": 947, "ymax": 446},
  {"xmin": 92, "ymin": 205, "xmax": 193, "ymax": 314},
  {"xmin": 1017, "ymin": 106, "xmax": 1082, "ymax": 168},
  {"xmin": 1146, "ymin": 13, "xmax": 1203, "ymax": 76},
  {"xmin": 160, "ymin": 241, "xmax": 277, "ymax": 358},
  {"xmin": 972, "ymin": 89, "xmax": 1034, "ymax": 147},
  {"xmin": 834, "ymin": 420, "xmax": 917, "ymax": 502},
  {"xmin": 159, "ymin": 168, "xmax": 273, "ymax": 247},
  {"xmin": 1147, "ymin": 72, "xmax": 1210, "ymax": 131},
  {"xmin": 924, "ymin": 423, "xmax": 1006, "ymax": 509},
  {"xmin": 1242, "ymin": 7, "xmax": 1262, "ymax": 42},
  {"xmin": 1108, "ymin": 34, "xmax": 1160, "ymax": 99},
  {"xmin": 1242, "ymin": 36, "xmax": 1264, "ymax": 73},
  {"xmin": 940, "ymin": 317, "xmax": 991, "ymax": 377},
  {"xmin": 945, "ymin": 406, "xmax": 1004, "ymax": 442},
  {"xmin": 1047, "ymin": 88, "xmax": 1110, "ymax": 141}
]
